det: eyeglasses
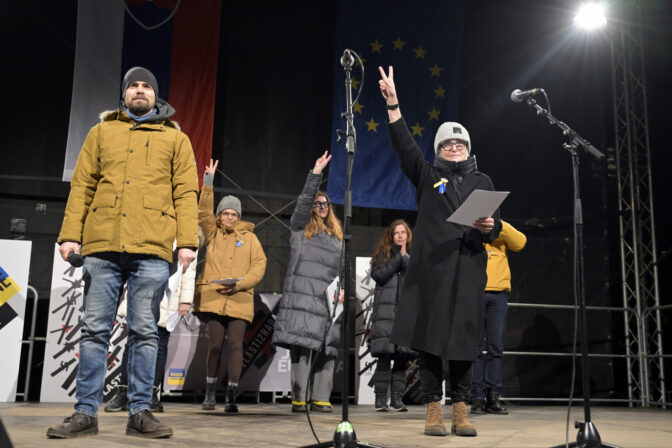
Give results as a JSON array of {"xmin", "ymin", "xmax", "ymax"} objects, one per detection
[
  {"xmin": 313, "ymin": 201, "xmax": 330, "ymax": 209},
  {"xmin": 220, "ymin": 211, "xmax": 239, "ymax": 218},
  {"xmin": 440, "ymin": 141, "xmax": 467, "ymax": 152}
]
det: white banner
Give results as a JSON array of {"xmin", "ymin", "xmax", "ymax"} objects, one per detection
[
  {"xmin": 0, "ymin": 240, "xmax": 32, "ymax": 402},
  {"xmin": 355, "ymin": 257, "xmax": 376, "ymax": 405},
  {"xmin": 63, "ymin": 1, "xmax": 125, "ymax": 181},
  {"xmin": 40, "ymin": 245, "xmax": 128, "ymax": 402},
  {"xmin": 164, "ymin": 293, "xmax": 290, "ymax": 393}
]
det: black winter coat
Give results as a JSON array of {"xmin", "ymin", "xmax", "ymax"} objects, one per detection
[
  {"xmin": 370, "ymin": 246, "xmax": 416, "ymax": 357},
  {"xmin": 387, "ymin": 118, "xmax": 501, "ymax": 361}
]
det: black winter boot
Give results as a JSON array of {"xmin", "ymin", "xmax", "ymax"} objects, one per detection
[
  {"xmin": 202, "ymin": 382, "xmax": 216, "ymax": 410},
  {"xmin": 150, "ymin": 386, "xmax": 163, "ymax": 413},
  {"xmin": 486, "ymin": 391, "xmax": 508, "ymax": 415},
  {"xmin": 224, "ymin": 384, "xmax": 239, "ymax": 413},
  {"xmin": 390, "ymin": 371, "xmax": 407, "ymax": 411},
  {"xmin": 374, "ymin": 393, "xmax": 388, "ymax": 412},
  {"xmin": 104, "ymin": 385, "xmax": 128, "ymax": 412},
  {"xmin": 471, "ymin": 397, "xmax": 486, "ymax": 414}
]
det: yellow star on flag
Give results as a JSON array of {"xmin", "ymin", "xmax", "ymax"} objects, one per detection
[
  {"xmin": 414, "ymin": 45, "xmax": 427, "ymax": 59},
  {"xmin": 370, "ymin": 39, "xmax": 383, "ymax": 54},
  {"xmin": 429, "ymin": 63, "xmax": 442, "ymax": 77},
  {"xmin": 392, "ymin": 37, "xmax": 405, "ymax": 51},
  {"xmin": 351, "ymin": 77, "xmax": 360, "ymax": 90},
  {"xmin": 411, "ymin": 122, "xmax": 424, "ymax": 136},
  {"xmin": 365, "ymin": 117, "xmax": 380, "ymax": 132},
  {"xmin": 355, "ymin": 56, "xmax": 367, "ymax": 68},
  {"xmin": 353, "ymin": 101, "xmax": 364, "ymax": 114},
  {"xmin": 427, "ymin": 107, "xmax": 440, "ymax": 121},
  {"xmin": 433, "ymin": 84, "xmax": 446, "ymax": 98}
]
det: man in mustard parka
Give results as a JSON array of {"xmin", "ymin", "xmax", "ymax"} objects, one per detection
[{"xmin": 48, "ymin": 67, "xmax": 199, "ymax": 439}]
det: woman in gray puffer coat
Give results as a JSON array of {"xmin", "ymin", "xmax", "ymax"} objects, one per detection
[
  {"xmin": 273, "ymin": 152, "xmax": 343, "ymax": 413},
  {"xmin": 370, "ymin": 219, "xmax": 416, "ymax": 413}
]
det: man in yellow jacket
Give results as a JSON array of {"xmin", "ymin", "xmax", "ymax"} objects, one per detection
[
  {"xmin": 471, "ymin": 220, "xmax": 526, "ymax": 415},
  {"xmin": 48, "ymin": 67, "xmax": 199, "ymax": 439}
]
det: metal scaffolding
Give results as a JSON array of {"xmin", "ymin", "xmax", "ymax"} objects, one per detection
[{"xmin": 610, "ymin": 1, "xmax": 666, "ymax": 407}]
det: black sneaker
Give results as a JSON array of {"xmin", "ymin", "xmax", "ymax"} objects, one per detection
[
  {"xmin": 126, "ymin": 410, "xmax": 173, "ymax": 438},
  {"xmin": 46, "ymin": 412, "xmax": 98, "ymax": 438}
]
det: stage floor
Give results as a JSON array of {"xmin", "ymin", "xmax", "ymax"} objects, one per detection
[{"xmin": 2, "ymin": 402, "xmax": 670, "ymax": 447}]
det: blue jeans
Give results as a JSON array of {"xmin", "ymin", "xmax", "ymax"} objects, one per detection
[
  {"xmin": 472, "ymin": 291, "xmax": 508, "ymax": 398},
  {"xmin": 75, "ymin": 253, "xmax": 168, "ymax": 417}
]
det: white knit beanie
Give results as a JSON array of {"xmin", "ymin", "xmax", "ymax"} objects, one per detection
[{"xmin": 434, "ymin": 122, "xmax": 471, "ymax": 155}]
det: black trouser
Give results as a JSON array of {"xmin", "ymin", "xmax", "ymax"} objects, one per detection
[
  {"xmin": 119, "ymin": 326, "xmax": 170, "ymax": 388},
  {"xmin": 200, "ymin": 312, "xmax": 247, "ymax": 382},
  {"xmin": 418, "ymin": 351, "xmax": 472, "ymax": 404},
  {"xmin": 373, "ymin": 353, "xmax": 409, "ymax": 394}
]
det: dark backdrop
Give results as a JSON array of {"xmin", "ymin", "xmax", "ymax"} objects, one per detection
[{"xmin": 1, "ymin": 0, "xmax": 670, "ymax": 402}]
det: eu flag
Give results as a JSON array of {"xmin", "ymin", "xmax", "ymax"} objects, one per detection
[{"xmin": 327, "ymin": 0, "xmax": 465, "ymax": 210}]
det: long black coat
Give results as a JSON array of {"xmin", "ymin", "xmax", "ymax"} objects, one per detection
[
  {"xmin": 370, "ymin": 247, "xmax": 416, "ymax": 357},
  {"xmin": 387, "ymin": 118, "xmax": 501, "ymax": 361}
]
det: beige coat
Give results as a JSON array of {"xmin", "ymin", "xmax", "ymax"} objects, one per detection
[
  {"xmin": 58, "ymin": 107, "xmax": 199, "ymax": 263},
  {"xmin": 193, "ymin": 185, "xmax": 267, "ymax": 322}
]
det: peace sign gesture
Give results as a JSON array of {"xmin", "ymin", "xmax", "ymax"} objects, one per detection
[
  {"xmin": 313, "ymin": 151, "xmax": 332, "ymax": 175},
  {"xmin": 378, "ymin": 66, "xmax": 398, "ymax": 104},
  {"xmin": 204, "ymin": 159, "xmax": 219, "ymax": 176}
]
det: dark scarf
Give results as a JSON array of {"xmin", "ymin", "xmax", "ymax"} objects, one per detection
[{"xmin": 433, "ymin": 155, "xmax": 478, "ymax": 203}]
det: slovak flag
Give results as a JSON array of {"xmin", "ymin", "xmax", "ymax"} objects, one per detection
[{"xmin": 63, "ymin": 0, "xmax": 221, "ymax": 185}]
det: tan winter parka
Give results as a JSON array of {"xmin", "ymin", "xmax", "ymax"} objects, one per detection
[
  {"xmin": 193, "ymin": 185, "xmax": 267, "ymax": 322},
  {"xmin": 58, "ymin": 107, "xmax": 199, "ymax": 262}
]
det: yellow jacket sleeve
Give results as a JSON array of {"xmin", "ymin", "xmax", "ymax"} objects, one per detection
[
  {"xmin": 58, "ymin": 125, "xmax": 101, "ymax": 243},
  {"xmin": 172, "ymin": 134, "xmax": 199, "ymax": 249},
  {"xmin": 236, "ymin": 234, "xmax": 267, "ymax": 292}
]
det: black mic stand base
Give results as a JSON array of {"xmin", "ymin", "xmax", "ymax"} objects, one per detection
[{"xmin": 550, "ymin": 421, "xmax": 622, "ymax": 448}]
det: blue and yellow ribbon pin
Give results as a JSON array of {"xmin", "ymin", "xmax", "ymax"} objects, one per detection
[{"xmin": 434, "ymin": 178, "xmax": 449, "ymax": 194}]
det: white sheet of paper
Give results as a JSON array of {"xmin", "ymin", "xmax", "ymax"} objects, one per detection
[
  {"xmin": 164, "ymin": 266, "xmax": 183, "ymax": 312},
  {"xmin": 326, "ymin": 277, "xmax": 343, "ymax": 322},
  {"xmin": 211, "ymin": 278, "xmax": 243, "ymax": 286},
  {"xmin": 446, "ymin": 190, "xmax": 510, "ymax": 227}
]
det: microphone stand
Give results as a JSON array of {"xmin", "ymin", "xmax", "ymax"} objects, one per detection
[
  {"xmin": 300, "ymin": 49, "xmax": 384, "ymax": 448},
  {"xmin": 518, "ymin": 97, "xmax": 619, "ymax": 448}
]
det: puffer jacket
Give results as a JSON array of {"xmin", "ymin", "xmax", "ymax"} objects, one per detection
[
  {"xmin": 117, "ymin": 246, "xmax": 197, "ymax": 328},
  {"xmin": 370, "ymin": 246, "xmax": 416, "ymax": 357},
  {"xmin": 272, "ymin": 171, "xmax": 343, "ymax": 357},
  {"xmin": 192, "ymin": 185, "xmax": 267, "ymax": 323},
  {"xmin": 58, "ymin": 99, "xmax": 199, "ymax": 263}
]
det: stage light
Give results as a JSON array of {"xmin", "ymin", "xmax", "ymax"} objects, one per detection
[{"xmin": 574, "ymin": 2, "xmax": 607, "ymax": 30}]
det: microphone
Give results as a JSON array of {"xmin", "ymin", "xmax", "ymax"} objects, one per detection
[
  {"xmin": 340, "ymin": 49, "xmax": 354, "ymax": 69},
  {"xmin": 511, "ymin": 88, "xmax": 544, "ymax": 103},
  {"xmin": 68, "ymin": 253, "xmax": 84, "ymax": 268}
]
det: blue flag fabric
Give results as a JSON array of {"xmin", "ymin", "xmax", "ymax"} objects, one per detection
[{"xmin": 327, "ymin": 0, "xmax": 465, "ymax": 211}]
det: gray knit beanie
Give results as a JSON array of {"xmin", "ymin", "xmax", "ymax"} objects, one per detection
[
  {"xmin": 121, "ymin": 66, "xmax": 159, "ymax": 100},
  {"xmin": 216, "ymin": 195, "xmax": 241, "ymax": 217},
  {"xmin": 434, "ymin": 122, "xmax": 471, "ymax": 155}
]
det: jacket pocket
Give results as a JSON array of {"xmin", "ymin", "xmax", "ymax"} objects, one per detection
[
  {"xmin": 83, "ymin": 194, "xmax": 118, "ymax": 246},
  {"xmin": 142, "ymin": 193, "xmax": 177, "ymax": 251}
]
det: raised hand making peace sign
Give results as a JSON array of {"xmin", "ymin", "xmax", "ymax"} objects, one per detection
[{"xmin": 378, "ymin": 66, "xmax": 402, "ymax": 122}]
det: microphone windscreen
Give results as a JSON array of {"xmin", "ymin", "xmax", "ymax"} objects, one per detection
[{"xmin": 68, "ymin": 253, "xmax": 84, "ymax": 268}]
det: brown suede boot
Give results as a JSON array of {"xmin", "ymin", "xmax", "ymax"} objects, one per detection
[
  {"xmin": 451, "ymin": 401, "xmax": 477, "ymax": 436},
  {"xmin": 423, "ymin": 400, "xmax": 447, "ymax": 436}
]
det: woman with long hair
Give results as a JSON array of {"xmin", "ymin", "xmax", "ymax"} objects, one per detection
[
  {"xmin": 194, "ymin": 159, "xmax": 267, "ymax": 413},
  {"xmin": 369, "ymin": 219, "xmax": 416, "ymax": 412},
  {"xmin": 273, "ymin": 151, "xmax": 343, "ymax": 413}
]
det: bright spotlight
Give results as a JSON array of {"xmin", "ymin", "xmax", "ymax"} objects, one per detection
[{"xmin": 574, "ymin": 3, "xmax": 607, "ymax": 30}]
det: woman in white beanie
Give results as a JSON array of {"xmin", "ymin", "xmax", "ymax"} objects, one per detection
[
  {"xmin": 193, "ymin": 159, "xmax": 267, "ymax": 412},
  {"xmin": 378, "ymin": 66, "xmax": 502, "ymax": 438}
]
